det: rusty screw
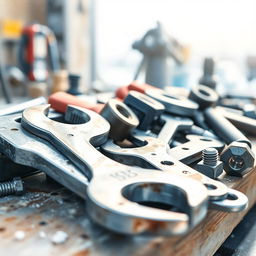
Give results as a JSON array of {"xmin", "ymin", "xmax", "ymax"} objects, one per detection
[{"xmin": 0, "ymin": 177, "xmax": 24, "ymax": 197}]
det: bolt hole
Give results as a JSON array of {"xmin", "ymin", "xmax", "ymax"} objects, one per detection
[
  {"xmin": 226, "ymin": 193, "xmax": 238, "ymax": 201},
  {"xmin": 38, "ymin": 221, "xmax": 48, "ymax": 226},
  {"xmin": 116, "ymin": 104, "xmax": 131, "ymax": 119},
  {"xmin": 182, "ymin": 170, "xmax": 190, "ymax": 174},
  {"xmin": 50, "ymin": 192, "xmax": 59, "ymax": 196},
  {"xmin": 160, "ymin": 160, "xmax": 174, "ymax": 166},
  {"xmin": 200, "ymin": 138, "xmax": 212, "ymax": 142},
  {"xmin": 204, "ymin": 183, "xmax": 217, "ymax": 190},
  {"xmin": 182, "ymin": 147, "xmax": 189, "ymax": 150},
  {"xmin": 67, "ymin": 134, "xmax": 74, "ymax": 137},
  {"xmin": 199, "ymin": 89, "xmax": 210, "ymax": 97},
  {"xmin": 151, "ymin": 153, "xmax": 156, "ymax": 156},
  {"xmin": 80, "ymin": 233, "xmax": 89, "ymax": 239},
  {"xmin": 11, "ymin": 128, "xmax": 19, "ymax": 131}
]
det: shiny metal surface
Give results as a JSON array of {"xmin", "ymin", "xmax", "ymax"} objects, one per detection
[{"xmin": 20, "ymin": 104, "xmax": 209, "ymax": 236}]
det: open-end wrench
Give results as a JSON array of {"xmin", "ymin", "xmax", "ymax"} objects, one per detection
[
  {"xmin": 102, "ymin": 136, "xmax": 247, "ymax": 212},
  {"xmin": 21, "ymin": 104, "xmax": 209, "ymax": 236},
  {"xmin": 0, "ymin": 113, "xmax": 89, "ymax": 198}
]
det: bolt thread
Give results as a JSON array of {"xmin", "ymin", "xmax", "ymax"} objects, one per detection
[
  {"xmin": 202, "ymin": 148, "xmax": 219, "ymax": 166},
  {"xmin": 0, "ymin": 181, "xmax": 16, "ymax": 196}
]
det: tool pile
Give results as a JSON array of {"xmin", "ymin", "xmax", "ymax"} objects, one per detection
[{"xmin": 0, "ymin": 81, "xmax": 254, "ymax": 236}]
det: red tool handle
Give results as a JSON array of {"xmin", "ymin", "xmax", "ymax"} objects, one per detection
[
  {"xmin": 49, "ymin": 81, "xmax": 157, "ymax": 113},
  {"xmin": 48, "ymin": 92, "xmax": 104, "ymax": 113},
  {"xmin": 116, "ymin": 81, "xmax": 157, "ymax": 100}
]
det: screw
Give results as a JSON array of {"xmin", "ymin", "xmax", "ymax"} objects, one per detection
[
  {"xmin": 196, "ymin": 148, "xmax": 223, "ymax": 179},
  {"xmin": 0, "ymin": 177, "xmax": 24, "ymax": 197},
  {"xmin": 202, "ymin": 148, "xmax": 219, "ymax": 166}
]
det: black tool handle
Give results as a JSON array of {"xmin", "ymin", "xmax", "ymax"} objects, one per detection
[{"xmin": 204, "ymin": 107, "xmax": 251, "ymax": 147}]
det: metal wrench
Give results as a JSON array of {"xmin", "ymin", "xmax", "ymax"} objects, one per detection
[
  {"xmin": 102, "ymin": 135, "xmax": 247, "ymax": 212},
  {"xmin": 0, "ymin": 113, "xmax": 89, "ymax": 198},
  {"xmin": 102, "ymin": 135, "xmax": 227, "ymax": 201},
  {"xmin": 21, "ymin": 104, "xmax": 209, "ymax": 236}
]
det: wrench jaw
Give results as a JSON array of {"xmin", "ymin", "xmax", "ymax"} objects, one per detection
[
  {"xmin": 101, "ymin": 138, "xmax": 229, "ymax": 201},
  {"xmin": 86, "ymin": 168, "xmax": 208, "ymax": 236},
  {"xmin": 209, "ymin": 189, "xmax": 248, "ymax": 212}
]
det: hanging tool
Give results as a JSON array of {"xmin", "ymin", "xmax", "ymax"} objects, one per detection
[{"xmin": 18, "ymin": 24, "xmax": 60, "ymax": 82}]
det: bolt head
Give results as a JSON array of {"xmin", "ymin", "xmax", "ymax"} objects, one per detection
[
  {"xmin": 12, "ymin": 177, "xmax": 24, "ymax": 195},
  {"xmin": 196, "ymin": 160, "xmax": 223, "ymax": 179},
  {"xmin": 220, "ymin": 142, "xmax": 255, "ymax": 176}
]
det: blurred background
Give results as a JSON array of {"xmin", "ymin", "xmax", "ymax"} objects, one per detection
[{"xmin": 0, "ymin": 0, "xmax": 256, "ymax": 103}]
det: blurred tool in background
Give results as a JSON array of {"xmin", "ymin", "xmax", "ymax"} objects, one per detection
[
  {"xmin": 133, "ymin": 22, "xmax": 186, "ymax": 89},
  {"xmin": 17, "ymin": 23, "xmax": 63, "ymax": 98},
  {"xmin": 18, "ymin": 24, "xmax": 60, "ymax": 82},
  {"xmin": 199, "ymin": 57, "xmax": 217, "ymax": 90}
]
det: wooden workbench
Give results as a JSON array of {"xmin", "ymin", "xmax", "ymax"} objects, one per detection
[{"xmin": 0, "ymin": 151, "xmax": 255, "ymax": 256}]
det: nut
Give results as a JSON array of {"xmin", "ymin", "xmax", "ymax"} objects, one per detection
[
  {"xmin": 220, "ymin": 141, "xmax": 255, "ymax": 176},
  {"xmin": 196, "ymin": 160, "xmax": 223, "ymax": 179},
  {"xmin": 12, "ymin": 177, "xmax": 24, "ymax": 195}
]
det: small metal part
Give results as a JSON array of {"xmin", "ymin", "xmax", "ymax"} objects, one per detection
[
  {"xmin": 0, "ymin": 177, "xmax": 24, "ymax": 197},
  {"xmin": 199, "ymin": 57, "xmax": 217, "ymax": 89},
  {"xmin": 124, "ymin": 91, "xmax": 165, "ymax": 130},
  {"xmin": 220, "ymin": 141, "xmax": 255, "ymax": 176},
  {"xmin": 209, "ymin": 188, "xmax": 248, "ymax": 212},
  {"xmin": 100, "ymin": 99, "xmax": 139, "ymax": 141},
  {"xmin": 145, "ymin": 89, "xmax": 198, "ymax": 117},
  {"xmin": 66, "ymin": 74, "xmax": 82, "ymax": 95},
  {"xmin": 188, "ymin": 85, "xmax": 219, "ymax": 110},
  {"xmin": 196, "ymin": 148, "xmax": 223, "ymax": 179}
]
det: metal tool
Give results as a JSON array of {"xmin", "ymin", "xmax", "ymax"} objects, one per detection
[
  {"xmin": 209, "ymin": 188, "xmax": 248, "ymax": 212},
  {"xmin": 204, "ymin": 107, "xmax": 255, "ymax": 176},
  {"xmin": 21, "ymin": 104, "xmax": 209, "ymax": 236},
  {"xmin": 0, "ymin": 112, "xmax": 89, "ymax": 198},
  {"xmin": 102, "ymin": 135, "xmax": 247, "ymax": 212},
  {"xmin": 18, "ymin": 24, "xmax": 60, "ymax": 82},
  {"xmin": 102, "ymin": 135, "xmax": 227, "ymax": 200},
  {"xmin": 146, "ymin": 88, "xmax": 198, "ymax": 117}
]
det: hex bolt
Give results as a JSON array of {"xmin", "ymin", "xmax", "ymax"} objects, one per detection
[
  {"xmin": 0, "ymin": 177, "xmax": 24, "ymax": 197},
  {"xmin": 196, "ymin": 148, "xmax": 223, "ymax": 179},
  {"xmin": 202, "ymin": 148, "xmax": 218, "ymax": 166},
  {"xmin": 204, "ymin": 107, "xmax": 255, "ymax": 176}
]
